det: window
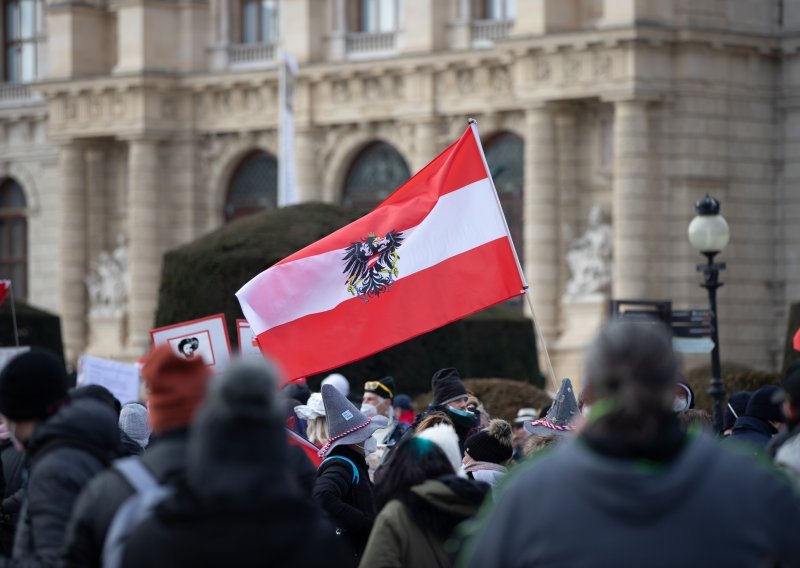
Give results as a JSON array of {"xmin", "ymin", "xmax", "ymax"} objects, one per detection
[
  {"xmin": 0, "ymin": 179, "xmax": 26, "ymax": 300},
  {"xmin": 348, "ymin": 0, "xmax": 397, "ymax": 33},
  {"xmin": 472, "ymin": 0, "xmax": 516, "ymax": 20},
  {"xmin": 225, "ymin": 151, "xmax": 278, "ymax": 222},
  {"xmin": 485, "ymin": 133, "xmax": 523, "ymax": 260},
  {"xmin": 4, "ymin": 0, "xmax": 39, "ymax": 83},
  {"xmin": 342, "ymin": 142, "xmax": 410, "ymax": 209},
  {"xmin": 241, "ymin": 0, "xmax": 278, "ymax": 44}
]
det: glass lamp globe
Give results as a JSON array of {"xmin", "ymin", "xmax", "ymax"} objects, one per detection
[{"xmin": 687, "ymin": 195, "xmax": 730, "ymax": 254}]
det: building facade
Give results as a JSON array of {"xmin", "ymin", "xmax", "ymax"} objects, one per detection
[{"xmin": 0, "ymin": 0, "xmax": 796, "ymax": 380}]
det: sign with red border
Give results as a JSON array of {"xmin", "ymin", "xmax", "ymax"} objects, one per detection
[
  {"xmin": 236, "ymin": 319, "xmax": 262, "ymax": 358},
  {"xmin": 150, "ymin": 314, "xmax": 232, "ymax": 371}
]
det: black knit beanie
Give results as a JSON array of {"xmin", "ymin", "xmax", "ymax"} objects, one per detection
[
  {"xmin": 745, "ymin": 385, "xmax": 784, "ymax": 423},
  {"xmin": 0, "ymin": 349, "xmax": 68, "ymax": 421},
  {"xmin": 464, "ymin": 419, "xmax": 513, "ymax": 464},
  {"xmin": 431, "ymin": 367, "xmax": 467, "ymax": 406}
]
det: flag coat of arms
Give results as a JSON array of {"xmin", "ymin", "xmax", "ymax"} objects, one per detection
[{"xmin": 237, "ymin": 124, "xmax": 526, "ymax": 381}]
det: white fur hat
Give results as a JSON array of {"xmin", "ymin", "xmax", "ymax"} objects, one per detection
[
  {"xmin": 321, "ymin": 373, "xmax": 350, "ymax": 397},
  {"xmin": 416, "ymin": 423, "xmax": 465, "ymax": 477}
]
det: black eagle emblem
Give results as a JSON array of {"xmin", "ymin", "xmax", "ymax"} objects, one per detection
[{"xmin": 342, "ymin": 230, "xmax": 405, "ymax": 301}]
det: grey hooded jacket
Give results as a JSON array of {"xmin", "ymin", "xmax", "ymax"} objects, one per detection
[{"xmin": 463, "ymin": 433, "xmax": 800, "ymax": 568}]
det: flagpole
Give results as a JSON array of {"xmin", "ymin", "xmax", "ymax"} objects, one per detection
[
  {"xmin": 467, "ymin": 118, "xmax": 559, "ymax": 392},
  {"xmin": 9, "ymin": 282, "xmax": 19, "ymax": 348},
  {"xmin": 277, "ymin": 11, "xmax": 286, "ymax": 207}
]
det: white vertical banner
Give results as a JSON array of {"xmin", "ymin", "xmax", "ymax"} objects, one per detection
[{"xmin": 278, "ymin": 50, "xmax": 300, "ymax": 207}]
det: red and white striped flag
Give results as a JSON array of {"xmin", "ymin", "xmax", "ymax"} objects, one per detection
[
  {"xmin": 237, "ymin": 124, "xmax": 526, "ymax": 381},
  {"xmin": 0, "ymin": 280, "xmax": 11, "ymax": 306}
]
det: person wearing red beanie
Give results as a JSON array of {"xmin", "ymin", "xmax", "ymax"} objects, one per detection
[{"xmin": 63, "ymin": 346, "xmax": 211, "ymax": 568}]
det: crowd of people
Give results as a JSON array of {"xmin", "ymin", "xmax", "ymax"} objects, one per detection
[{"xmin": 0, "ymin": 320, "xmax": 796, "ymax": 566}]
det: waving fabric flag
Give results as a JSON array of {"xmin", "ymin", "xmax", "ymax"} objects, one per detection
[
  {"xmin": 237, "ymin": 124, "xmax": 526, "ymax": 381},
  {"xmin": 0, "ymin": 280, "xmax": 10, "ymax": 306}
]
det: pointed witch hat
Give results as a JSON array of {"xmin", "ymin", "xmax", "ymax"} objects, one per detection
[
  {"xmin": 525, "ymin": 378, "xmax": 579, "ymax": 437},
  {"xmin": 318, "ymin": 383, "xmax": 380, "ymax": 457}
]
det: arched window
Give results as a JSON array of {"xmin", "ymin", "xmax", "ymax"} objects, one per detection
[
  {"xmin": 0, "ymin": 179, "xmax": 27, "ymax": 300},
  {"xmin": 342, "ymin": 141, "xmax": 410, "ymax": 209},
  {"xmin": 485, "ymin": 132, "xmax": 523, "ymax": 260},
  {"xmin": 224, "ymin": 151, "xmax": 277, "ymax": 222}
]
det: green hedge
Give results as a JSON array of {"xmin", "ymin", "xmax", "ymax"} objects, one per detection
[
  {"xmin": 686, "ymin": 363, "xmax": 780, "ymax": 412},
  {"xmin": 0, "ymin": 301, "xmax": 63, "ymax": 362},
  {"xmin": 156, "ymin": 202, "xmax": 540, "ymax": 396}
]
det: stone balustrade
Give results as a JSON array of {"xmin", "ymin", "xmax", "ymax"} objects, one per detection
[
  {"xmin": 345, "ymin": 32, "xmax": 397, "ymax": 58},
  {"xmin": 471, "ymin": 19, "xmax": 512, "ymax": 46},
  {"xmin": 227, "ymin": 43, "xmax": 277, "ymax": 70}
]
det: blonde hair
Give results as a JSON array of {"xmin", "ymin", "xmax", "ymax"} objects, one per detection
[
  {"xmin": 307, "ymin": 416, "xmax": 329, "ymax": 447},
  {"xmin": 415, "ymin": 411, "xmax": 453, "ymax": 434}
]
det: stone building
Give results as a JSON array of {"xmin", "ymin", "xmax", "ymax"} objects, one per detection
[{"xmin": 0, "ymin": 0, "xmax": 796, "ymax": 381}]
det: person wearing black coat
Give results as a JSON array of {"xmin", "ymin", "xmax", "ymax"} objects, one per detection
[
  {"xmin": 726, "ymin": 385, "xmax": 785, "ymax": 452},
  {"xmin": 121, "ymin": 359, "xmax": 348, "ymax": 568},
  {"xmin": 0, "ymin": 434, "xmax": 24, "ymax": 556},
  {"xmin": 62, "ymin": 347, "xmax": 211, "ymax": 568},
  {"xmin": 313, "ymin": 385, "xmax": 381, "ymax": 565},
  {"xmin": 0, "ymin": 350, "xmax": 119, "ymax": 567}
]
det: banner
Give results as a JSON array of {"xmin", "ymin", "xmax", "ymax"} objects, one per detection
[{"xmin": 237, "ymin": 124, "xmax": 525, "ymax": 381}]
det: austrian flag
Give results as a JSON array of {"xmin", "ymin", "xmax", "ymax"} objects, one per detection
[{"xmin": 236, "ymin": 124, "xmax": 526, "ymax": 381}]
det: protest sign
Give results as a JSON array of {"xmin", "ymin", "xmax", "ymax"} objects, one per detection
[
  {"xmin": 150, "ymin": 314, "xmax": 232, "ymax": 371},
  {"xmin": 78, "ymin": 355, "xmax": 140, "ymax": 404},
  {"xmin": 236, "ymin": 319, "xmax": 262, "ymax": 358}
]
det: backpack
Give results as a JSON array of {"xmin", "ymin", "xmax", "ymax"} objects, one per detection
[{"xmin": 101, "ymin": 457, "xmax": 174, "ymax": 568}]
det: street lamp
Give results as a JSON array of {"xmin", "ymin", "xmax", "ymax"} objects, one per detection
[{"xmin": 687, "ymin": 194, "xmax": 730, "ymax": 434}]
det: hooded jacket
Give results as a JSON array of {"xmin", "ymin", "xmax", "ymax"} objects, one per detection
[
  {"xmin": 7, "ymin": 397, "xmax": 118, "ymax": 567},
  {"xmin": 0, "ymin": 439, "xmax": 24, "ymax": 555},
  {"xmin": 62, "ymin": 428, "xmax": 190, "ymax": 568},
  {"xmin": 120, "ymin": 363, "xmax": 347, "ymax": 568},
  {"xmin": 361, "ymin": 476, "xmax": 488, "ymax": 568},
  {"xmin": 463, "ymin": 434, "xmax": 800, "ymax": 568},
  {"xmin": 725, "ymin": 415, "xmax": 777, "ymax": 449}
]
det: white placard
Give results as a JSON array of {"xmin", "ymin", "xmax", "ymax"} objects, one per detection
[
  {"xmin": 672, "ymin": 337, "xmax": 715, "ymax": 354},
  {"xmin": 150, "ymin": 314, "xmax": 232, "ymax": 371},
  {"xmin": 78, "ymin": 355, "xmax": 141, "ymax": 404},
  {"xmin": 236, "ymin": 319, "xmax": 262, "ymax": 358}
]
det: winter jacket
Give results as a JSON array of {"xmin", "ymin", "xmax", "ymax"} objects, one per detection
[
  {"xmin": 3, "ymin": 398, "xmax": 118, "ymax": 567},
  {"xmin": 360, "ymin": 476, "xmax": 488, "ymax": 568},
  {"xmin": 61, "ymin": 428, "xmax": 190, "ymax": 568},
  {"xmin": 120, "ymin": 377, "xmax": 348, "ymax": 568},
  {"xmin": 0, "ymin": 441, "xmax": 25, "ymax": 556},
  {"xmin": 464, "ymin": 466, "xmax": 506, "ymax": 489},
  {"xmin": 725, "ymin": 416, "xmax": 777, "ymax": 450},
  {"xmin": 314, "ymin": 445, "xmax": 376, "ymax": 563},
  {"xmin": 118, "ymin": 430, "xmax": 144, "ymax": 457},
  {"xmin": 462, "ymin": 433, "xmax": 800, "ymax": 568}
]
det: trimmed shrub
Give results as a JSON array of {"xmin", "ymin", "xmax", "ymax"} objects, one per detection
[
  {"xmin": 413, "ymin": 378, "xmax": 551, "ymax": 422},
  {"xmin": 156, "ymin": 202, "xmax": 541, "ymax": 394},
  {"xmin": 686, "ymin": 363, "xmax": 779, "ymax": 412},
  {"xmin": 0, "ymin": 301, "xmax": 64, "ymax": 362}
]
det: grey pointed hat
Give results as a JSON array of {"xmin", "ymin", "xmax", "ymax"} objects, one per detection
[
  {"xmin": 318, "ymin": 384, "xmax": 380, "ymax": 457},
  {"xmin": 525, "ymin": 378, "xmax": 579, "ymax": 437}
]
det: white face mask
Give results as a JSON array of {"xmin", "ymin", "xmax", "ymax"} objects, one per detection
[
  {"xmin": 673, "ymin": 396, "xmax": 690, "ymax": 413},
  {"xmin": 360, "ymin": 403, "xmax": 378, "ymax": 418},
  {"xmin": 582, "ymin": 404, "xmax": 592, "ymax": 418}
]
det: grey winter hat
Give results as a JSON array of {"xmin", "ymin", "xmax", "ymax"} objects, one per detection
[
  {"xmin": 525, "ymin": 378, "xmax": 578, "ymax": 437},
  {"xmin": 318, "ymin": 383, "xmax": 380, "ymax": 457},
  {"xmin": 119, "ymin": 402, "xmax": 151, "ymax": 449}
]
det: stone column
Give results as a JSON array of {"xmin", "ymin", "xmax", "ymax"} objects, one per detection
[
  {"xmin": 86, "ymin": 146, "xmax": 107, "ymax": 263},
  {"xmin": 611, "ymin": 99, "xmax": 651, "ymax": 299},
  {"xmin": 210, "ymin": 0, "xmax": 230, "ymax": 70},
  {"xmin": 59, "ymin": 143, "xmax": 87, "ymax": 364},
  {"xmin": 295, "ymin": 126, "xmax": 321, "ymax": 201},
  {"xmin": 523, "ymin": 106, "xmax": 559, "ymax": 347},
  {"xmin": 328, "ymin": 0, "xmax": 346, "ymax": 61},
  {"xmin": 555, "ymin": 106, "xmax": 578, "ymax": 295},
  {"xmin": 413, "ymin": 119, "xmax": 438, "ymax": 172},
  {"xmin": 126, "ymin": 137, "xmax": 162, "ymax": 355}
]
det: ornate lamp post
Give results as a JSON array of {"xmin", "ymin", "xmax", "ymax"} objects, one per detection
[{"xmin": 687, "ymin": 195, "xmax": 730, "ymax": 434}]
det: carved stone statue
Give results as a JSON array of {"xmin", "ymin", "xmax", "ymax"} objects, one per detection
[
  {"xmin": 86, "ymin": 235, "xmax": 129, "ymax": 318},
  {"xmin": 565, "ymin": 205, "xmax": 613, "ymax": 298}
]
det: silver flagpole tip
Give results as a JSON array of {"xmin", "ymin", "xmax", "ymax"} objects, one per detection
[{"xmin": 467, "ymin": 118, "xmax": 477, "ymax": 125}]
